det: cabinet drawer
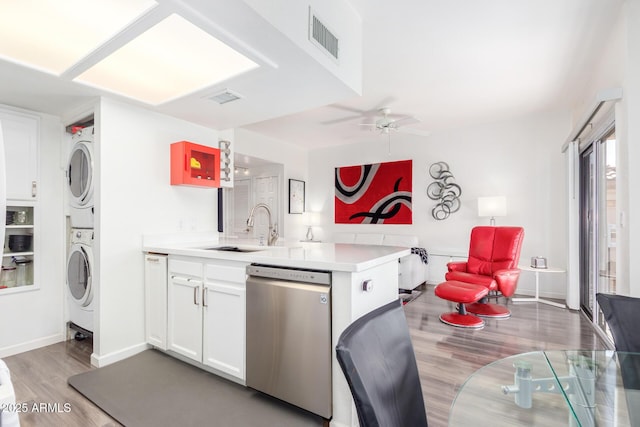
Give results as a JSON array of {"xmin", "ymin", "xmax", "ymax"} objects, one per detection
[
  {"xmin": 205, "ymin": 263, "xmax": 246, "ymax": 284},
  {"xmin": 169, "ymin": 258, "xmax": 203, "ymax": 278}
]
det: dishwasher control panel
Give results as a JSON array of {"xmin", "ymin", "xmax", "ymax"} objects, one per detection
[{"xmin": 247, "ymin": 264, "xmax": 331, "ymax": 285}]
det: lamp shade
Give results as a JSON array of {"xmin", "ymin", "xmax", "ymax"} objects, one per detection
[
  {"xmin": 305, "ymin": 211, "xmax": 320, "ymax": 227},
  {"xmin": 477, "ymin": 196, "xmax": 507, "ymax": 217}
]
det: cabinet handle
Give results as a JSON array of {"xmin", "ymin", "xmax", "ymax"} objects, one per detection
[
  {"xmin": 193, "ymin": 286, "xmax": 199, "ymax": 305},
  {"xmin": 32, "ymin": 181, "xmax": 37, "ymax": 197},
  {"xmin": 147, "ymin": 257, "xmax": 160, "ymax": 263},
  {"xmin": 203, "ymin": 288, "xmax": 207, "ymax": 307}
]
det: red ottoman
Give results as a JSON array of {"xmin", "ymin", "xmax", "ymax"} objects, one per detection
[{"xmin": 435, "ymin": 280, "xmax": 489, "ymax": 328}]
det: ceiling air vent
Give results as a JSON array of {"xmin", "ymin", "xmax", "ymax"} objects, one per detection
[
  {"xmin": 208, "ymin": 89, "xmax": 243, "ymax": 105},
  {"xmin": 309, "ymin": 8, "xmax": 339, "ymax": 62}
]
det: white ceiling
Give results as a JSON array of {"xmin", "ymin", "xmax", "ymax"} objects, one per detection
[
  {"xmin": 244, "ymin": 0, "xmax": 625, "ymax": 148},
  {"xmin": 0, "ymin": 0, "xmax": 625, "ymax": 150}
]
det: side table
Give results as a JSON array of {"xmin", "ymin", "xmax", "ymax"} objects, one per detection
[{"xmin": 512, "ymin": 265, "xmax": 565, "ymax": 308}]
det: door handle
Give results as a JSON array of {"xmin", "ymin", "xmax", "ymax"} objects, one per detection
[
  {"xmin": 203, "ymin": 288, "xmax": 207, "ymax": 307},
  {"xmin": 193, "ymin": 286, "xmax": 199, "ymax": 305}
]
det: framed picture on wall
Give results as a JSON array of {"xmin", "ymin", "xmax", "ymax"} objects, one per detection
[{"xmin": 289, "ymin": 179, "xmax": 305, "ymax": 214}]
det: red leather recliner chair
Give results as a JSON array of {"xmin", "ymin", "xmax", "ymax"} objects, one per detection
[{"xmin": 442, "ymin": 226, "xmax": 524, "ymax": 320}]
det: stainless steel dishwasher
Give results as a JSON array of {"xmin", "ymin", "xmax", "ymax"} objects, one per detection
[{"xmin": 246, "ymin": 264, "xmax": 332, "ymax": 419}]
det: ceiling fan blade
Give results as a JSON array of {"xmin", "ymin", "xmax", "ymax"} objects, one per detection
[
  {"xmin": 321, "ymin": 114, "xmax": 364, "ymax": 125},
  {"xmin": 390, "ymin": 116, "xmax": 421, "ymax": 127},
  {"xmin": 358, "ymin": 124, "xmax": 379, "ymax": 131},
  {"xmin": 325, "ymin": 102, "xmax": 391, "ymax": 125},
  {"xmin": 372, "ymin": 96, "xmax": 398, "ymax": 111}
]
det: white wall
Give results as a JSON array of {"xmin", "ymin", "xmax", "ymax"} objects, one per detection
[
  {"xmin": 94, "ymin": 98, "xmax": 220, "ymax": 365},
  {"xmin": 307, "ymin": 110, "xmax": 571, "ymax": 298},
  {"xmin": 568, "ymin": 0, "xmax": 640, "ymax": 297},
  {"xmin": 623, "ymin": 0, "xmax": 640, "ymax": 296},
  {"xmin": 0, "ymin": 110, "xmax": 65, "ymax": 357}
]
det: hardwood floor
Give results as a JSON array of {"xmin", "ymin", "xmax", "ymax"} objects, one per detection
[
  {"xmin": 3, "ymin": 337, "xmax": 120, "ymax": 427},
  {"xmin": 404, "ymin": 284, "xmax": 610, "ymax": 427},
  {"xmin": 3, "ymin": 286, "xmax": 607, "ymax": 427}
]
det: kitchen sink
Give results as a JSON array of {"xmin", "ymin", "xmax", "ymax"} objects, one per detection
[{"xmin": 204, "ymin": 246, "xmax": 263, "ymax": 253}]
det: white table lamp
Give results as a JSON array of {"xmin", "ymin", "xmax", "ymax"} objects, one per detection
[{"xmin": 478, "ymin": 196, "xmax": 507, "ymax": 225}]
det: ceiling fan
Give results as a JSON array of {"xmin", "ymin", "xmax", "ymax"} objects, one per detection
[{"xmin": 359, "ymin": 108, "xmax": 430, "ymax": 137}]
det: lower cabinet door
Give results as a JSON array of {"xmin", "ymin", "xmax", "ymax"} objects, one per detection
[
  {"xmin": 167, "ymin": 275, "xmax": 203, "ymax": 362},
  {"xmin": 202, "ymin": 282, "xmax": 246, "ymax": 380},
  {"xmin": 145, "ymin": 254, "xmax": 167, "ymax": 350}
]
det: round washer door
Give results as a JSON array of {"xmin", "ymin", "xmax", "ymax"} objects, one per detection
[
  {"xmin": 67, "ymin": 243, "xmax": 93, "ymax": 307},
  {"xmin": 67, "ymin": 142, "xmax": 94, "ymax": 207}
]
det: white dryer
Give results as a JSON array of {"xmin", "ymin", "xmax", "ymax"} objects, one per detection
[
  {"xmin": 67, "ymin": 229, "xmax": 94, "ymax": 333},
  {"xmin": 67, "ymin": 126, "xmax": 94, "ymax": 229}
]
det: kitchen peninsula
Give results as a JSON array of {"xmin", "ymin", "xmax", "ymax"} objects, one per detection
[{"xmin": 142, "ymin": 234, "xmax": 410, "ymax": 427}]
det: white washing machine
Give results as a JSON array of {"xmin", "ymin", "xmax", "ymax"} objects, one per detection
[
  {"xmin": 67, "ymin": 229, "xmax": 94, "ymax": 333},
  {"xmin": 67, "ymin": 126, "xmax": 94, "ymax": 229}
]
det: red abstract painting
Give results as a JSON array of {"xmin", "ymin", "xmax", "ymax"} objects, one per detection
[{"xmin": 335, "ymin": 160, "xmax": 412, "ymax": 224}]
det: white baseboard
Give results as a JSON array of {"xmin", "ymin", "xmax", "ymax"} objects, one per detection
[
  {"xmin": 90, "ymin": 342, "xmax": 150, "ymax": 368},
  {"xmin": 0, "ymin": 333, "xmax": 65, "ymax": 358}
]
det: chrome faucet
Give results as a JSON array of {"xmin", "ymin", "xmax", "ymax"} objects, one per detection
[{"xmin": 246, "ymin": 203, "xmax": 279, "ymax": 246}]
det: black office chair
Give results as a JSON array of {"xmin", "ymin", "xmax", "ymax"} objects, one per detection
[
  {"xmin": 596, "ymin": 293, "xmax": 640, "ymax": 352},
  {"xmin": 335, "ymin": 299, "xmax": 428, "ymax": 427},
  {"xmin": 596, "ymin": 292, "xmax": 640, "ymax": 425}
]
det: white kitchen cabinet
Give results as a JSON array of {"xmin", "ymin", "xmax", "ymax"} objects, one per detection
[
  {"xmin": 203, "ymin": 262, "xmax": 246, "ymax": 379},
  {"xmin": 165, "ymin": 256, "xmax": 247, "ymax": 381},
  {"xmin": 167, "ymin": 258, "xmax": 204, "ymax": 362},
  {"xmin": 144, "ymin": 253, "xmax": 167, "ymax": 350},
  {"xmin": 0, "ymin": 108, "xmax": 39, "ymax": 200}
]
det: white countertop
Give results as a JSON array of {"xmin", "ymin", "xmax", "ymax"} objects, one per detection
[{"xmin": 142, "ymin": 234, "xmax": 410, "ymax": 272}]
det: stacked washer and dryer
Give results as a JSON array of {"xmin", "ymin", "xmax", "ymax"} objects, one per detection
[{"xmin": 66, "ymin": 126, "xmax": 95, "ymax": 337}]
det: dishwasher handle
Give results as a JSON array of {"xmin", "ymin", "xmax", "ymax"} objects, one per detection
[
  {"xmin": 247, "ymin": 264, "xmax": 331, "ymax": 285},
  {"xmin": 247, "ymin": 275, "xmax": 331, "ymax": 294}
]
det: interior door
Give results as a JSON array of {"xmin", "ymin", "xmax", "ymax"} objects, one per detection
[{"xmin": 252, "ymin": 175, "xmax": 279, "ymax": 240}]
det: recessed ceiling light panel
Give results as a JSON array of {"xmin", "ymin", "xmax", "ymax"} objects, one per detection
[
  {"xmin": 74, "ymin": 14, "xmax": 259, "ymax": 105},
  {"xmin": 0, "ymin": 0, "xmax": 157, "ymax": 74}
]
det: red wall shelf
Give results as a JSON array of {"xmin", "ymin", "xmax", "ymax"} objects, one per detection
[{"xmin": 171, "ymin": 141, "xmax": 220, "ymax": 187}]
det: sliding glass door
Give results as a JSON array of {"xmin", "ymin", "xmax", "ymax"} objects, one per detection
[
  {"xmin": 579, "ymin": 126, "xmax": 617, "ymax": 328},
  {"xmin": 579, "ymin": 145, "xmax": 595, "ymax": 318}
]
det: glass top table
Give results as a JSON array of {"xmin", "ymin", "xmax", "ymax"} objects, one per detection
[{"xmin": 449, "ymin": 350, "xmax": 640, "ymax": 426}]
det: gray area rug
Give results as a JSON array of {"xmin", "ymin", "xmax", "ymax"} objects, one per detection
[{"xmin": 68, "ymin": 349, "xmax": 323, "ymax": 427}]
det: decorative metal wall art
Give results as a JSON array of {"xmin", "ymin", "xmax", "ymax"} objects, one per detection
[{"xmin": 427, "ymin": 162, "xmax": 461, "ymax": 220}]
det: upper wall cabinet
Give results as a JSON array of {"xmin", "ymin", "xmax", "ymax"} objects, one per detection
[
  {"xmin": 171, "ymin": 141, "xmax": 220, "ymax": 188},
  {"xmin": 0, "ymin": 108, "xmax": 39, "ymax": 200}
]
